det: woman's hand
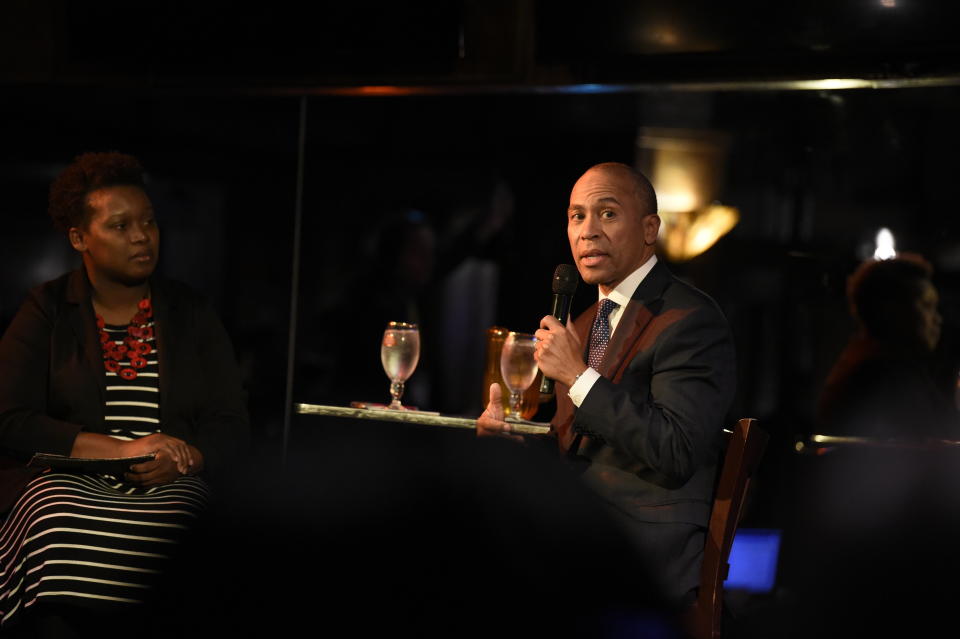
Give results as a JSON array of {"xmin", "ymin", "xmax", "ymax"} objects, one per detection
[
  {"xmin": 125, "ymin": 450, "xmax": 182, "ymax": 487},
  {"xmin": 123, "ymin": 439, "xmax": 204, "ymax": 487},
  {"xmin": 120, "ymin": 433, "xmax": 193, "ymax": 475}
]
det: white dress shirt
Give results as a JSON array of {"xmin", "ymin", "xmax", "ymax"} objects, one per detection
[{"xmin": 567, "ymin": 255, "xmax": 658, "ymax": 407}]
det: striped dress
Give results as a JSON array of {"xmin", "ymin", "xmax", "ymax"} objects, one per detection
[{"xmin": 0, "ymin": 319, "xmax": 209, "ymax": 627}]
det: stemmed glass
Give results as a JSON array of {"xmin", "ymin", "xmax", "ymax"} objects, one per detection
[
  {"xmin": 499, "ymin": 331, "xmax": 539, "ymax": 420},
  {"xmin": 380, "ymin": 322, "xmax": 420, "ymax": 409}
]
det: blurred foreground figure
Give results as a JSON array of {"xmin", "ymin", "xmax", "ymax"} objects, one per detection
[
  {"xmin": 793, "ymin": 254, "xmax": 960, "ymax": 637},
  {"xmin": 818, "ymin": 253, "xmax": 957, "ymax": 439},
  {"xmin": 792, "ymin": 441, "xmax": 960, "ymax": 638},
  {"xmin": 157, "ymin": 432, "xmax": 678, "ymax": 638}
]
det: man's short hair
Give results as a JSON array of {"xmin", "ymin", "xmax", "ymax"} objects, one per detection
[
  {"xmin": 48, "ymin": 151, "xmax": 146, "ymax": 232},
  {"xmin": 847, "ymin": 253, "xmax": 933, "ymax": 341},
  {"xmin": 587, "ymin": 162, "xmax": 658, "ymax": 217}
]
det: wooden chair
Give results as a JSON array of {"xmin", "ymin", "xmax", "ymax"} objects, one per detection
[{"xmin": 684, "ymin": 418, "xmax": 769, "ymax": 639}]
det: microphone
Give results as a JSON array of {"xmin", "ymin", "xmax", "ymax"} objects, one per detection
[{"xmin": 540, "ymin": 264, "xmax": 579, "ymax": 394}]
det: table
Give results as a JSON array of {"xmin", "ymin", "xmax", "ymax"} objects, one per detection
[
  {"xmin": 794, "ymin": 433, "xmax": 960, "ymax": 454},
  {"xmin": 294, "ymin": 403, "xmax": 552, "ymax": 436}
]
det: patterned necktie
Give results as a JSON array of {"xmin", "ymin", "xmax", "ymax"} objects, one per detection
[{"xmin": 587, "ymin": 298, "xmax": 619, "ymax": 371}]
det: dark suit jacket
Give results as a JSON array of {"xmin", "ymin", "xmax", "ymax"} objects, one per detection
[
  {"xmin": 0, "ymin": 269, "xmax": 250, "ymax": 513},
  {"xmin": 550, "ymin": 261, "xmax": 736, "ymax": 595}
]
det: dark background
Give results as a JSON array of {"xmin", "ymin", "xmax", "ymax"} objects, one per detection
[{"xmin": 3, "ymin": 1, "xmax": 960, "ymax": 633}]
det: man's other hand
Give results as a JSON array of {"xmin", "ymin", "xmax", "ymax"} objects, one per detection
[{"xmin": 477, "ymin": 383, "xmax": 523, "ymax": 443}]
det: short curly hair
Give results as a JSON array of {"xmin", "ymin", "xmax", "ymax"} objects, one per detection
[
  {"xmin": 847, "ymin": 253, "xmax": 934, "ymax": 341},
  {"xmin": 48, "ymin": 152, "xmax": 146, "ymax": 232}
]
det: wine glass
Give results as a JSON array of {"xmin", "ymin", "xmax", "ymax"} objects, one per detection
[
  {"xmin": 381, "ymin": 322, "xmax": 420, "ymax": 409},
  {"xmin": 499, "ymin": 331, "xmax": 539, "ymax": 420}
]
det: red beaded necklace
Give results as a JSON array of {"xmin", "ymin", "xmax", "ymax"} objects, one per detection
[{"xmin": 96, "ymin": 298, "xmax": 154, "ymax": 381}]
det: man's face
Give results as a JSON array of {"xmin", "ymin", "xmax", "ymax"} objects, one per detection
[
  {"xmin": 567, "ymin": 168, "xmax": 660, "ymax": 295},
  {"xmin": 70, "ymin": 185, "xmax": 160, "ymax": 286}
]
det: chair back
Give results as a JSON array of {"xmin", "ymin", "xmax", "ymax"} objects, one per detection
[{"xmin": 685, "ymin": 418, "xmax": 768, "ymax": 639}]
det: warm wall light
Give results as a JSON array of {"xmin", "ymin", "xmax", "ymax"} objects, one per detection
[
  {"xmin": 636, "ymin": 127, "xmax": 739, "ymax": 262},
  {"xmin": 662, "ymin": 204, "xmax": 740, "ymax": 262}
]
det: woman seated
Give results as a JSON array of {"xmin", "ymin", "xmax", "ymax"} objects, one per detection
[
  {"xmin": 818, "ymin": 253, "xmax": 957, "ymax": 440},
  {"xmin": 0, "ymin": 152, "xmax": 250, "ymax": 635}
]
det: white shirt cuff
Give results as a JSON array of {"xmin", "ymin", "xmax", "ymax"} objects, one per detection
[{"xmin": 568, "ymin": 367, "xmax": 601, "ymax": 407}]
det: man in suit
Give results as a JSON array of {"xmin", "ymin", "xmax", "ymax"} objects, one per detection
[{"xmin": 478, "ymin": 162, "xmax": 736, "ymax": 605}]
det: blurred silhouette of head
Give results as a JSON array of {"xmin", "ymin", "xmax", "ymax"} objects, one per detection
[
  {"xmin": 847, "ymin": 253, "xmax": 941, "ymax": 351},
  {"xmin": 368, "ymin": 209, "xmax": 436, "ymax": 294}
]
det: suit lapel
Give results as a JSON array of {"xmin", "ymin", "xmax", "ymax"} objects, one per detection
[
  {"xmin": 575, "ymin": 300, "xmax": 596, "ymax": 359},
  {"xmin": 150, "ymin": 279, "xmax": 173, "ymax": 426},
  {"xmin": 598, "ymin": 300, "xmax": 648, "ymax": 378},
  {"xmin": 598, "ymin": 260, "xmax": 672, "ymax": 380},
  {"xmin": 553, "ymin": 301, "xmax": 596, "ymax": 453},
  {"xmin": 65, "ymin": 269, "xmax": 106, "ymax": 409}
]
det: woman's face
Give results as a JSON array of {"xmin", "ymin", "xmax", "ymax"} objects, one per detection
[
  {"xmin": 914, "ymin": 279, "xmax": 942, "ymax": 351},
  {"xmin": 69, "ymin": 185, "xmax": 159, "ymax": 286}
]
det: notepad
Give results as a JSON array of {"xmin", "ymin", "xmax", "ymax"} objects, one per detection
[{"xmin": 29, "ymin": 452, "xmax": 157, "ymax": 477}]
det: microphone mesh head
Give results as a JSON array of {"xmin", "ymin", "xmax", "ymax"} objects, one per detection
[{"xmin": 552, "ymin": 264, "xmax": 579, "ymax": 296}]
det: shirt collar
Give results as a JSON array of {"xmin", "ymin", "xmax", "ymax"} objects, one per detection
[{"xmin": 599, "ymin": 255, "xmax": 658, "ymax": 308}]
